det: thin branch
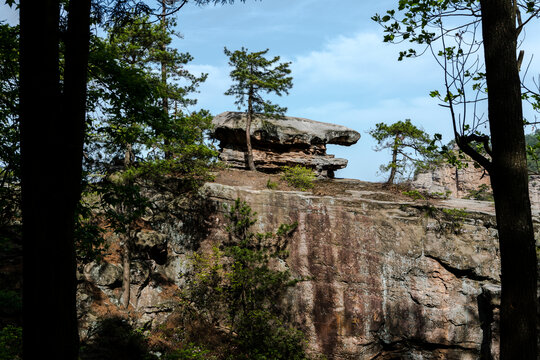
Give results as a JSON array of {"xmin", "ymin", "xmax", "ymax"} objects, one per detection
[
  {"xmin": 152, "ymin": 0, "xmax": 189, "ymax": 18},
  {"xmin": 517, "ymin": 7, "xmax": 540, "ymax": 34}
]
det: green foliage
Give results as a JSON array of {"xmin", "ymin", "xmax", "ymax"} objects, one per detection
[
  {"xmin": 371, "ymin": 0, "xmax": 499, "ymax": 167},
  {"xmin": 0, "ymin": 23, "xmax": 20, "ymax": 228},
  {"xmin": 281, "ymin": 166, "xmax": 316, "ymax": 191},
  {"xmin": 74, "ymin": 197, "xmax": 108, "ymax": 263},
  {"xmin": 525, "ymin": 130, "xmax": 540, "ymax": 174},
  {"xmin": 369, "ymin": 119, "xmax": 437, "ymax": 183},
  {"xmin": 0, "ymin": 325, "xmax": 22, "ymax": 360},
  {"xmin": 402, "ymin": 189, "xmax": 426, "ymax": 200},
  {"xmin": 430, "ymin": 191, "xmax": 452, "ymax": 199},
  {"xmin": 438, "ymin": 141, "xmax": 473, "ymax": 170},
  {"xmin": 424, "ymin": 206, "xmax": 468, "ymax": 234},
  {"xmin": 87, "ymin": 26, "xmax": 212, "ymax": 171},
  {"xmin": 372, "ymin": 0, "xmax": 481, "ymax": 59},
  {"xmin": 465, "ymin": 184, "xmax": 494, "ymax": 202},
  {"xmin": 224, "ymin": 47, "xmax": 293, "ymax": 117},
  {"xmin": 163, "ymin": 343, "xmax": 215, "ymax": 360},
  {"xmin": 441, "ymin": 208, "xmax": 468, "ymax": 234},
  {"xmin": 266, "ymin": 178, "xmax": 278, "ymax": 190},
  {"xmin": 224, "ymin": 47, "xmax": 293, "ymax": 170},
  {"xmin": 178, "ymin": 198, "xmax": 308, "ymax": 360},
  {"xmin": 81, "ymin": 13, "xmax": 218, "ymax": 268}
]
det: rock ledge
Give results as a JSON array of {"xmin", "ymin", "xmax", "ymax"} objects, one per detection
[{"xmin": 212, "ymin": 111, "xmax": 360, "ymax": 177}]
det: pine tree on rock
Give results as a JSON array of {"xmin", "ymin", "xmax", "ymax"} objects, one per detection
[
  {"xmin": 224, "ymin": 47, "xmax": 293, "ymax": 171},
  {"xmin": 369, "ymin": 119, "xmax": 435, "ymax": 184}
]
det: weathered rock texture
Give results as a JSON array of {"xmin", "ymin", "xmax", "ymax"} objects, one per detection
[
  {"xmin": 201, "ymin": 182, "xmax": 501, "ymax": 359},
  {"xmin": 212, "ymin": 111, "xmax": 360, "ymax": 177},
  {"xmin": 411, "ymin": 158, "xmax": 491, "ymax": 199},
  {"xmin": 412, "ymin": 161, "xmax": 540, "ymax": 213},
  {"xmin": 77, "ymin": 174, "xmax": 514, "ymax": 359}
]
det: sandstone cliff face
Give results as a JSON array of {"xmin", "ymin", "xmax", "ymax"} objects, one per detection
[
  {"xmin": 78, "ymin": 176, "xmax": 505, "ymax": 359},
  {"xmin": 412, "ymin": 162, "xmax": 491, "ymax": 199},
  {"xmin": 201, "ymin": 182, "xmax": 500, "ymax": 359}
]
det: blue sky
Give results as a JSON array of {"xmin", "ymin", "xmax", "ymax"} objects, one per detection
[{"xmin": 2, "ymin": 1, "xmax": 540, "ymax": 181}]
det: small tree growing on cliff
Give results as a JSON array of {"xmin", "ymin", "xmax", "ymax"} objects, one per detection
[
  {"xmin": 369, "ymin": 119, "xmax": 436, "ymax": 184},
  {"xmin": 177, "ymin": 198, "xmax": 308, "ymax": 359},
  {"xmin": 224, "ymin": 47, "xmax": 293, "ymax": 171}
]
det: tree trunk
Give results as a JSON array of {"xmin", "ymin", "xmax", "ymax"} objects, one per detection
[
  {"xmin": 125, "ymin": 143, "xmax": 133, "ymax": 167},
  {"xmin": 161, "ymin": 0, "xmax": 172, "ymax": 160},
  {"xmin": 20, "ymin": 0, "xmax": 90, "ymax": 358},
  {"xmin": 121, "ymin": 233, "xmax": 131, "ymax": 309},
  {"xmin": 245, "ymin": 91, "xmax": 256, "ymax": 171},
  {"xmin": 386, "ymin": 134, "xmax": 400, "ymax": 184},
  {"xmin": 479, "ymin": 0, "xmax": 537, "ymax": 358}
]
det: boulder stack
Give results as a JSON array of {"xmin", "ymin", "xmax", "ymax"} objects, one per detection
[{"xmin": 211, "ymin": 111, "xmax": 360, "ymax": 177}]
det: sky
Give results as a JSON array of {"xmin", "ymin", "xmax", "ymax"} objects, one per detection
[{"xmin": 2, "ymin": 1, "xmax": 540, "ymax": 181}]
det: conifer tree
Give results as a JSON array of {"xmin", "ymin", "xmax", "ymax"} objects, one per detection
[
  {"xmin": 369, "ymin": 119, "xmax": 435, "ymax": 184},
  {"xmin": 224, "ymin": 48, "xmax": 293, "ymax": 171},
  {"xmin": 87, "ymin": 15, "xmax": 214, "ymax": 309}
]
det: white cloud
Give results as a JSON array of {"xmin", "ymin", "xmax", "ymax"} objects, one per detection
[{"xmin": 292, "ymin": 31, "xmax": 442, "ymax": 92}]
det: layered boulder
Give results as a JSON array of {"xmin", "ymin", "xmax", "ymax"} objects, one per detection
[{"xmin": 211, "ymin": 111, "xmax": 360, "ymax": 177}]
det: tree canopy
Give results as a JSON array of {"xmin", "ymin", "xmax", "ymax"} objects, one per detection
[{"xmin": 13, "ymin": 0, "xmax": 243, "ymax": 357}]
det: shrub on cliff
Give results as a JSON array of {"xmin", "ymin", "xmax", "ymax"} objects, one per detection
[
  {"xmin": 175, "ymin": 198, "xmax": 309, "ymax": 360},
  {"xmin": 281, "ymin": 166, "xmax": 316, "ymax": 191}
]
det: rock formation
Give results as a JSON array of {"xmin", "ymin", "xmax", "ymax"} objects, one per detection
[
  {"xmin": 412, "ymin": 159, "xmax": 540, "ymax": 213},
  {"xmin": 211, "ymin": 111, "xmax": 360, "ymax": 177},
  {"xmin": 412, "ymin": 162, "xmax": 491, "ymax": 199},
  {"xmin": 77, "ymin": 172, "xmax": 514, "ymax": 359}
]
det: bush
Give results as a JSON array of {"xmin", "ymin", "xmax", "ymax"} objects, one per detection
[
  {"xmin": 163, "ymin": 343, "xmax": 214, "ymax": 360},
  {"xmin": 281, "ymin": 166, "xmax": 315, "ymax": 191},
  {"xmin": 0, "ymin": 325, "xmax": 22, "ymax": 360},
  {"xmin": 465, "ymin": 184, "xmax": 494, "ymax": 201},
  {"xmin": 266, "ymin": 178, "xmax": 278, "ymax": 190},
  {"xmin": 402, "ymin": 189, "xmax": 426, "ymax": 200}
]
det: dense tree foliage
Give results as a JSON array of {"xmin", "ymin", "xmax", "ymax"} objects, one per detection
[
  {"xmin": 13, "ymin": 0, "xmax": 243, "ymax": 358},
  {"xmin": 374, "ymin": 1, "xmax": 539, "ymax": 357},
  {"xmin": 224, "ymin": 47, "xmax": 293, "ymax": 170},
  {"xmin": 0, "ymin": 23, "xmax": 19, "ymax": 230},
  {"xmin": 84, "ymin": 11, "xmax": 217, "ymax": 309}
]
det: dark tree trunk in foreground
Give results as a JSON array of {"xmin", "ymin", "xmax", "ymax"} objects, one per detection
[
  {"xmin": 20, "ymin": 0, "xmax": 90, "ymax": 358},
  {"xmin": 479, "ymin": 0, "xmax": 537, "ymax": 358}
]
